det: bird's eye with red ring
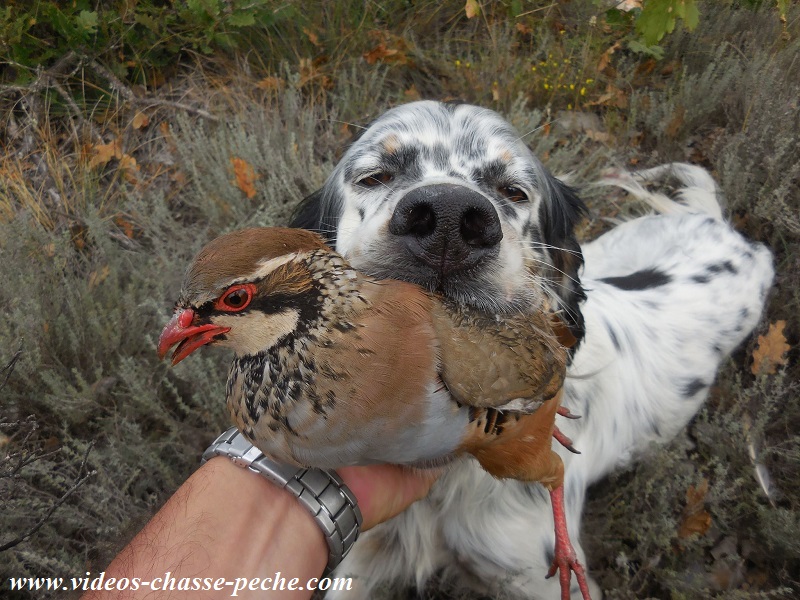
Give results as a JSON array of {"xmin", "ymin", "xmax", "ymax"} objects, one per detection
[{"xmin": 215, "ymin": 284, "xmax": 256, "ymax": 312}]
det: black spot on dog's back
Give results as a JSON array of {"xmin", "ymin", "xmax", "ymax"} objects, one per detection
[{"xmin": 601, "ymin": 268, "xmax": 672, "ymax": 290}]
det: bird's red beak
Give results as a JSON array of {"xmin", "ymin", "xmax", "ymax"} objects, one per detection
[{"xmin": 157, "ymin": 308, "xmax": 230, "ymax": 365}]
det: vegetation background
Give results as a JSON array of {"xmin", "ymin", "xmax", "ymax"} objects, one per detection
[{"xmin": 1, "ymin": 1, "xmax": 797, "ymax": 598}]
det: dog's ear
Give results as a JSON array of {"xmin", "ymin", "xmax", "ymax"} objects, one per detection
[
  {"xmin": 288, "ymin": 188, "xmax": 340, "ymax": 246},
  {"xmin": 539, "ymin": 177, "xmax": 587, "ymax": 346}
]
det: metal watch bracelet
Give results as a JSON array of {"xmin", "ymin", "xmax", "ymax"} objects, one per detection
[{"xmin": 201, "ymin": 427, "xmax": 363, "ymax": 575}]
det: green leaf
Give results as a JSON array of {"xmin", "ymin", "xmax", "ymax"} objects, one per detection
[
  {"xmin": 628, "ymin": 38, "xmax": 665, "ymax": 60},
  {"xmin": 684, "ymin": 2, "xmax": 699, "ymax": 31},
  {"xmin": 635, "ymin": 0, "xmax": 699, "ymax": 47},
  {"xmin": 75, "ymin": 10, "xmax": 98, "ymax": 35},
  {"xmin": 226, "ymin": 12, "xmax": 256, "ymax": 28},
  {"xmin": 186, "ymin": 0, "xmax": 221, "ymax": 18},
  {"xmin": 134, "ymin": 13, "xmax": 161, "ymax": 35}
]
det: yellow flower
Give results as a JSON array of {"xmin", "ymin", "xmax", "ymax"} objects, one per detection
[
  {"xmin": 544, "ymin": 83, "xmax": 549, "ymax": 90},
  {"xmin": 567, "ymin": 103, "xmax": 573, "ymax": 110},
  {"xmin": 585, "ymin": 78, "xmax": 594, "ymax": 84},
  {"xmin": 455, "ymin": 60, "xmax": 461, "ymax": 67},
  {"xmin": 580, "ymin": 87, "xmax": 586, "ymax": 95},
  {"xmin": 531, "ymin": 66, "xmax": 537, "ymax": 72},
  {"xmin": 465, "ymin": 62, "xmax": 471, "ymax": 68},
  {"xmin": 569, "ymin": 84, "xmax": 575, "ymax": 90}
]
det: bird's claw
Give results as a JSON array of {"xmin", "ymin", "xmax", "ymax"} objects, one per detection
[
  {"xmin": 553, "ymin": 425, "xmax": 581, "ymax": 454},
  {"xmin": 556, "ymin": 406, "xmax": 581, "ymax": 419},
  {"xmin": 545, "ymin": 546, "xmax": 592, "ymax": 600}
]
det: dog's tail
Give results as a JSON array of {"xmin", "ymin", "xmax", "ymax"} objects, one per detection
[{"xmin": 599, "ymin": 162, "xmax": 723, "ymax": 220}]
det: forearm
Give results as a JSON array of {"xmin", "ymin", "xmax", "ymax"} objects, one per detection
[
  {"xmin": 83, "ymin": 457, "xmax": 327, "ymax": 600},
  {"xmin": 83, "ymin": 453, "xmax": 439, "ymax": 600}
]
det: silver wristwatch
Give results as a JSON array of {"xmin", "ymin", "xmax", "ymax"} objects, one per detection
[{"xmin": 201, "ymin": 427, "xmax": 362, "ymax": 574}]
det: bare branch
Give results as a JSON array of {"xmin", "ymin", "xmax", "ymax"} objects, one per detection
[{"xmin": 0, "ymin": 441, "xmax": 96, "ymax": 553}]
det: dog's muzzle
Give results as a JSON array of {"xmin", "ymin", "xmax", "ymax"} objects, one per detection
[{"xmin": 388, "ymin": 184, "xmax": 502, "ymax": 276}]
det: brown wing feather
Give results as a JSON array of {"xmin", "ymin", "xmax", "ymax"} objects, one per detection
[
  {"xmin": 430, "ymin": 298, "xmax": 567, "ymax": 413},
  {"xmin": 311, "ymin": 279, "xmax": 440, "ymax": 426}
]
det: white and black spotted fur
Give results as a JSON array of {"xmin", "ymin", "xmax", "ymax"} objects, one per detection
[{"xmin": 290, "ymin": 101, "xmax": 774, "ymax": 599}]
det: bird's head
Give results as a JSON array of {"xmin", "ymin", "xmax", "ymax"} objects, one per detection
[{"xmin": 158, "ymin": 227, "xmax": 328, "ymax": 365}]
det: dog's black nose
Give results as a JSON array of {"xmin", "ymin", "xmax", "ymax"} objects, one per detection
[{"xmin": 389, "ymin": 184, "xmax": 502, "ymax": 275}]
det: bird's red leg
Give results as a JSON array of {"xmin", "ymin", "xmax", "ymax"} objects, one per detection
[{"xmin": 546, "ymin": 485, "xmax": 592, "ymax": 600}]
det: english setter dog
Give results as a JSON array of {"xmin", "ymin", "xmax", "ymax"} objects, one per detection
[{"xmin": 290, "ymin": 101, "xmax": 774, "ymax": 599}]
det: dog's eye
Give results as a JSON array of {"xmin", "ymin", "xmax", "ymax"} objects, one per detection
[
  {"xmin": 358, "ymin": 172, "xmax": 394, "ymax": 188},
  {"xmin": 499, "ymin": 186, "xmax": 528, "ymax": 203}
]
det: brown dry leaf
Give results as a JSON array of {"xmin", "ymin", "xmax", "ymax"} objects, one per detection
[
  {"xmin": 132, "ymin": 111, "xmax": 150, "ymax": 130},
  {"xmin": 230, "ymin": 157, "xmax": 259, "ymax": 199},
  {"xmin": 302, "ymin": 27, "xmax": 321, "ymax": 47},
  {"xmin": 751, "ymin": 320, "xmax": 791, "ymax": 374},
  {"xmin": 465, "ymin": 0, "xmax": 480, "ymax": 19},
  {"xmin": 363, "ymin": 42, "xmax": 408, "ymax": 65},
  {"xmin": 597, "ymin": 41, "xmax": 621, "ymax": 73},
  {"xmin": 618, "ymin": 0, "xmax": 642, "ymax": 10},
  {"xmin": 88, "ymin": 139, "xmax": 123, "ymax": 169},
  {"xmin": 115, "ymin": 216, "xmax": 137, "ymax": 239},
  {"xmin": 158, "ymin": 121, "xmax": 178, "ymax": 155},
  {"xmin": 89, "ymin": 265, "xmax": 110, "ymax": 288},
  {"xmin": 665, "ymin": 105, "xmax": 686, "ymax": 139},
  {"xmin": 516, "ymin": 22, "xmax": 533, "ymax": 35},
  {"xmin": 0, "ymin": 431, "xmax": 8, "ymax": 449},
  {"xmin": 170, "ymin": 170, "xmax": 188, "ymax": 186},
  {"xmin": 256, "ymin": 76, "xmax": 285, "ymax": 92},
  {"xmin": 633, "ymin": 58, "xmax": 657, "ymax": 85},
  {"xmin": 678, "ymin": 479, "xmax": 712, "ymax": 539},
  {"xmin": 588, "ymin": 84, "xmax": 628, "ymax": 109},
  {"xmin": 364, "ymin": 43, "xmax": 393, "ymax": 64},
  {"xmin": 119, "ymin": 154, "xmax": 140, "ymax": 184},
  {"xmin": 491, "ymin": 81, "xmax": 501, "ymax": 102},
  {"xmin": 298, "ymin": 58, "xmax": 334, "ymax": 88},
  {"xmin": 404, "ymin": 84, "xmax": 421, "ymax": 101}
]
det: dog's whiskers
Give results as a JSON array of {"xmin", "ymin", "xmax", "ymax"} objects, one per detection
[{"xmin": 516, "ymin": 240, "xmax": 584, "ymax": 258}]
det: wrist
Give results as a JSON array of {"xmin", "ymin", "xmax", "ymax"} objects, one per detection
[
  {"xmin": 201, "ymin": 429, "xmax": 361, "ymax": 574},
  {"xmin": 199, "ymin": 457, "xmax": 329, "ymax": 579}
]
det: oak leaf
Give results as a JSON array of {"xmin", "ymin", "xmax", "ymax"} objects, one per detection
[
  {"xmin": 678, "ymin": 478, "xmax": 712, "ymax": 539},
  {"xmin": 363, "ymin": 43, "xmax": 407, "ymax": 65},
  {"xmin": 88, "ymin": 139, "xmax": 123, "ymax": 169},
  {"xmin": 230, "ymin": 157, "xmax": 259, "ymax": 199},
  {"xmin": 597, "ymin": 41, "xmax": 621, "ymax": 73},
  {"xmin": 751, "ymin": 320, "xmax": 790, "ymax": 374},
  {"xmin": 132, "ymin": 112, "xmax": 150, "ymax": 130}
]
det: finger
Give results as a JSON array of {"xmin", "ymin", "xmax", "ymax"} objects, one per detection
[{"xmin": 337, "ymin": 464, "xmax": 442, "ymax": 530}]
